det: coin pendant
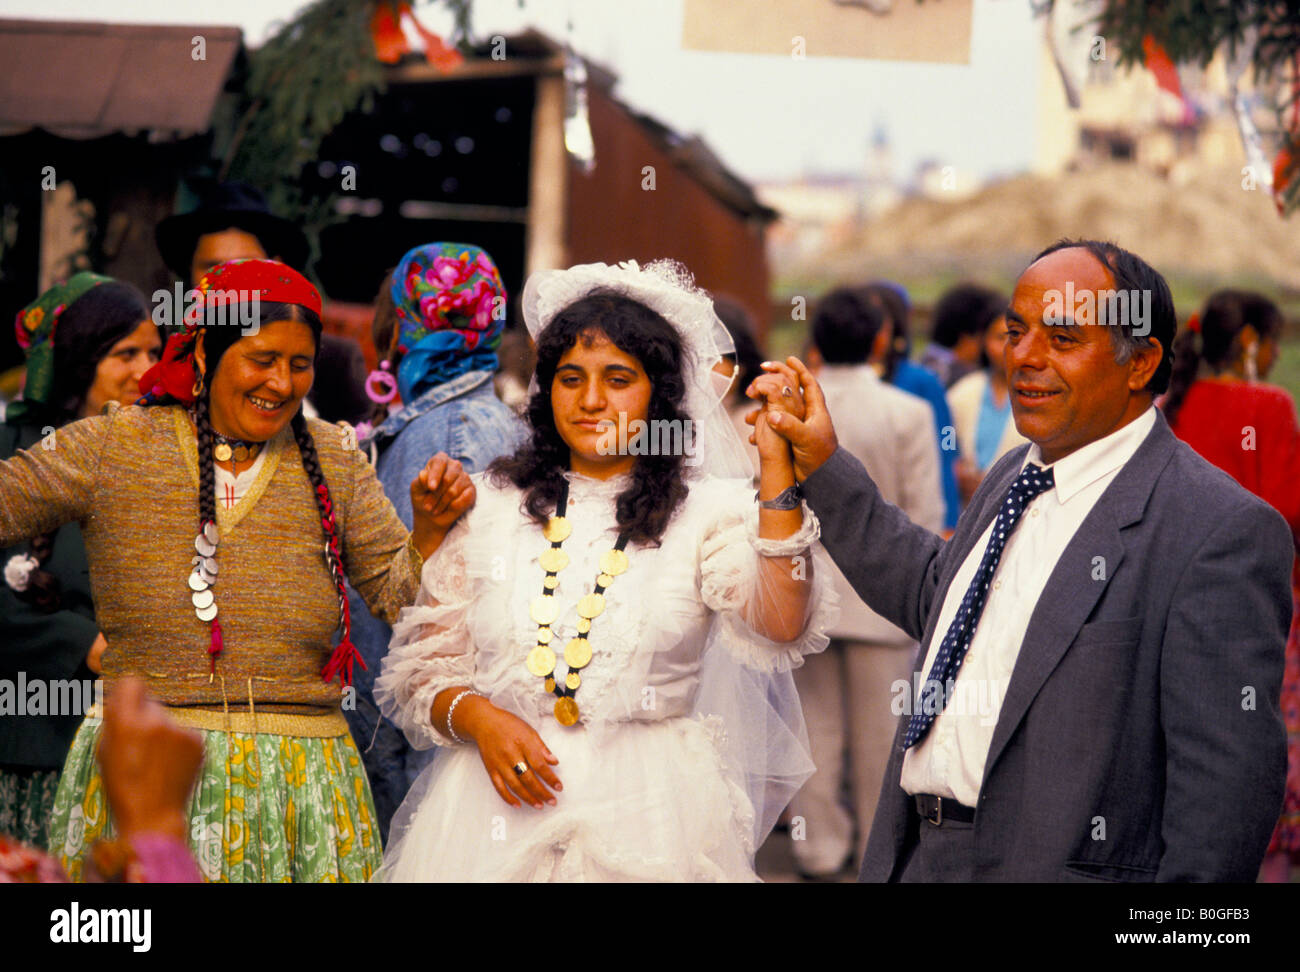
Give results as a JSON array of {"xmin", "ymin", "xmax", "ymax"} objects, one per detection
[
  {"xmin": 536, "ymin": 626, "xmax": 553, "ymax": 645},
  {"xmin": 543, "ymin": 575, "xmax": 558, "ymax": 590},
  {"xmin": 529, "ymin": 595, "xmax": 558, "ymax": 625},
  {"xmin": 543, "ymin": 516, "xmax": 572, "ymax": 543},
  {"xmin": 565, "ymin": 671, "xmax": 581, "ymax": 690},
  {"xmin": 202, "ymin": 557, "xmax": 218, "ymax": 576},
  {"xmin": 195, "ymin": 603, "xmax": 218, "ymax": 622},
  {"xmin": 233, "ymin": 444, "xmax": 250, "ymax": 463},
  {"xmin": 596, "ymin": 573, "xmax": 613, "ymax": 588},
  {"xmin": 576, "ymin": 617, "xmax": 592, "ymax": 634},
  {"xmin": 538, "ymin": 547, "xmax": 569, "ymax": 573},
  {"xmin": 199, "ymin": 566, "xmax": 216, "ymax": 586},
  {"xmin": 195, "ymin": 536, "xmax": 217, "ymax": 557},
  {"xmin": 192, "ymin": 589, "xmax": 214, "ymax": 610},
  {"xmin": 203, "ymin": 521, "xmax": 220, "ymax": 545},
  {"xmin": 576, "ymin": 592, "xmax": 605, "ymax": 619},
  {"xmin": 554, "ymin": 697, "xmax": 580, "ymax": 727},
  {"xmin": 563, "ymin": 638, "xmax": 593, "ymax": 669},
  {"xmin": 214, "ymin": 443, "xmax": 233, "ymax": 462},
  {"xmin": 599, "ymin": 549, "xmax": 629, "ymax": 576},
  {"xmin": 188, "ymin": 570, "xmax": 209, "ymax": 592},
  {"xmin": 526, "ymin": 645, "xmax": 557, "ymax": 678},
  {"xmin": 544, "ymin": 677, "xmax": 557, "ymax": 693}
]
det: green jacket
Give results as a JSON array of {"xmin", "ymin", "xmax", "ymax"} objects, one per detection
[{"xmin": 0, "ymin": 419, "xmax": 97, "ymax": 769}]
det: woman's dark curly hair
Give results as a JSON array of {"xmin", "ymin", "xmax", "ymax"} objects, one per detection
[{"xmin": 488, "ymin": 291, "xmax": 691, "ymax": 546}]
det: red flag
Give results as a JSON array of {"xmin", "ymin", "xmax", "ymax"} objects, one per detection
[
  {"xmin": 1142, "ymin": 34, "xmax": 1184, "ymax": 101},
  {"xmin": 370, "ymin": 2, "xmax": 408, "ymax": 64},
  {"xmin": 370, "ymin": 2, "xmax": 463, "ymax": 72}
]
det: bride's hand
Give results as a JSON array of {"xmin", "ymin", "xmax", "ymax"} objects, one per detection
[
  {"xmin": 745, "ymin": 365, "xmax": 806, "ymax": 465},
  {"xmin": 461, "ymin": 698, "xmax": 562, "ymax": 809},
  {"xmin": 745, "ymin": 364, "xmax": 807, "ymax": 425}
]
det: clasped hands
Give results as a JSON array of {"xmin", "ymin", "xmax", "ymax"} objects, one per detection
[{"xmin": 744, "ymin": 356, "xmax": 839, "ymax": 482}]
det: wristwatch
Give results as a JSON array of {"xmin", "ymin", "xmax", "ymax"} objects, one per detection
[{"xmin": 755, "ymin": 484, "xmax": 803, "ymax": 511}]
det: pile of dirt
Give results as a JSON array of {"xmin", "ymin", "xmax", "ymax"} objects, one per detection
[{"xmin": 815, "ymin": 162, "xmax": 1300, "ymax": 291}]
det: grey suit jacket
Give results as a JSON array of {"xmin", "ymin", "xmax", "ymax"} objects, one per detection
[{"xmin": 801, "ymin": 410, "xmax": 1293, "ymax": 881}]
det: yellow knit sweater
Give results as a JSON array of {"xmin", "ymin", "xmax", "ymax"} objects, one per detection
[{"xmin": 0, "ymin": 404, "xmax": 421, "ymax": 713}]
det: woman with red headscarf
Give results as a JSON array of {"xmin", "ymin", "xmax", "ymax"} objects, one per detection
[{"xmin": 0, "ymin": 259, "xmax": 469, "ymax": 881}]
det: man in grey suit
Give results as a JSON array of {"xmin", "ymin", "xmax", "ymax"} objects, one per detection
[{"xmin": 750, "ymin": 240, "xmax": 1292, "ymax": 881}]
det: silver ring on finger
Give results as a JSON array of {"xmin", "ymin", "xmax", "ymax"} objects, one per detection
[
  {"xmin": 513, "ymin": 761, "xmax": 529, "ymax": 776},
  {"xmin": 782, "ymin": 385, "xmax": 793, "ymax": 398}
]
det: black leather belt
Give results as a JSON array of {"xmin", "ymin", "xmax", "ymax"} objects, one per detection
[{"xmin": 914, "ymin": 793, "xmax": 976, "ymax": 826}]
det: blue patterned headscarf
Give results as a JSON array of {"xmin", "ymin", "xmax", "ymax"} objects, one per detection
[{"xmin": 390, "ymin": 242, "xmax": 507, "ymax": 401}]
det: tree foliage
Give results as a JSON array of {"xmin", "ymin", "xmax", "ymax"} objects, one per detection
[{"xmin": 219, "ymin": 0, "xmax": 475, "ymax": 260}]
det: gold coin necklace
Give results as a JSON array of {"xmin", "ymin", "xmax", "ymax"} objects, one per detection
[
  {"xmin": 526, "ymin": 479, "xmax": 630, "ymax": 727},
  {"xmin": 211, "ymin": 429, "xmax": 262, "ymax": 464}
]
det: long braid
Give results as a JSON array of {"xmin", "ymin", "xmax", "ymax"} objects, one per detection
[
  {"xmin": 192, "ymin": 388, "xmax": 224, "ymax": 668},
  {"xmin": 193, "ymin": 390, "xmax": 218, "ymax": 535},
  {"xmin": 291, "ymin": 410, "xmax": 361, "ymax": 685}
]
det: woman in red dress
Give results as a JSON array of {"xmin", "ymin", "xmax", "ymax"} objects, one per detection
[{"xmin": 1164, "ymin": 290, "xmax": 1300, "ymax": 882}]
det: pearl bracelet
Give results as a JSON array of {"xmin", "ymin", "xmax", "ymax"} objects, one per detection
[{"xmin": 445, "ymin": 688, "xmax": 481, "ymax": 744}]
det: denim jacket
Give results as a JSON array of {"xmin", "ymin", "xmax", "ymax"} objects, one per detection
[{"xmin": 363, "ymin": 368, "xmax": 527, "ymax": 526}]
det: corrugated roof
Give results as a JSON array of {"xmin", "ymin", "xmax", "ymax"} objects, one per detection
[{"xmin": 0, "ymin": 18, "xmax": 241, "ymax": 138}]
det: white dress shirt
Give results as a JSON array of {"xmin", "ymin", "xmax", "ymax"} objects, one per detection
[{"xmin": 899, "ymin": 406, "xmax": 1157, "ymax": 805}]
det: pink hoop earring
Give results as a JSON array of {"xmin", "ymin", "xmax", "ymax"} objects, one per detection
[{"xmin": 365, "ymin": 360, "xmax": 399, "ymax": 404}]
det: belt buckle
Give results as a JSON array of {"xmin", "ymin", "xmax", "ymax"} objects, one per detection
[{"xmin": 919, "ymin": 795, "xmax": 943, "ymax": 827}]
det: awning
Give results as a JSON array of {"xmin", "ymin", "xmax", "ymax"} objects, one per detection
[{"xmin": 0, "ymin": 18, "xmax": 242, "ymax": 139}]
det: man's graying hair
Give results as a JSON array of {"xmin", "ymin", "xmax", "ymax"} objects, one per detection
[{"xmin": 1030, "ymin": 239, "xmax": 1176, "ymax": 394}]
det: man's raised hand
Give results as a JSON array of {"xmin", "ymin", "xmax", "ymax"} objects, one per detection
[{"xmin": 746, "ymin": 357, "xmax": 838, "ymax": 482}]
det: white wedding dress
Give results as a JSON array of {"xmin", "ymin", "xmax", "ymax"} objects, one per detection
[{"xmin": 373, "ymin": 469, "xmax": 838, "ymax": 882}]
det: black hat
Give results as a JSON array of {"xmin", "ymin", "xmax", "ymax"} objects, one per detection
[{"xmin": 155, "ymin": 181, "xmax": 310, "ymax": 282}]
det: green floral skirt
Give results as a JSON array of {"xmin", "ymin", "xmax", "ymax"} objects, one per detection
[
  {"xmin": 48, "ymin": 712, "xmax": 382, "ymax": 882},
  {"xmin": 0, "ymin": 765, "xmax": 61, "ymax": 849}
]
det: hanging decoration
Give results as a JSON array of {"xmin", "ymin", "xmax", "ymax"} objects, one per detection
[
  {"xmin": 1274, "ymin": 53, "xmax": 1300, "ymax": 215},
  {"xmin": 564, "ymin": 50, "xmax": 597, "ymax": 174},
  {"xmin": 370, "ymin": 1, "xmax": 465, "ymax": 72},
  {"xmin": 1224, "ymin": 27, "xmax": 1275, "ymax": 199}
]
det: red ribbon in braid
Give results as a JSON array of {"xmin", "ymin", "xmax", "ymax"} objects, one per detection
[
  {"xmin": 209, "ymin": 618, "xmax": 224, "ymax": 671},
  {"xmin": 316, "ymin": 484, "xmax": 368, "ymax": 686}
]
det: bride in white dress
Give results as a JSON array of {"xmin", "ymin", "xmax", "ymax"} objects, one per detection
[{"xmin": 374, "ymin": 260, "xmax": 838, "ymax": 881}]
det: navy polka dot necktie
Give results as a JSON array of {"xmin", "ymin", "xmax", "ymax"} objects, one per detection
[{"xmin": 902, "ymin": 463, "xmax": 1055, "ymax": 749}]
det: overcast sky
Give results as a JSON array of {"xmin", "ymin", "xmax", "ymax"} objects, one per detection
[{"xmin": 0, "ymin": 0, "xmax": 1044, "ymax": 183}]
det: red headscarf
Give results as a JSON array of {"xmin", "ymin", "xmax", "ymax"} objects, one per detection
[{"xmin": 138, "ymin": 259, "xmax": 321, "ymax": 405}]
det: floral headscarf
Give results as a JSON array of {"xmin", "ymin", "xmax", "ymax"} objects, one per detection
[
  {"xmin": 7, "ymin": 272, "xmax": 112, "ymax": 425},
  {"xmin": 389, "ymin": 243, "xmax": 507, "ymax": 401}
]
